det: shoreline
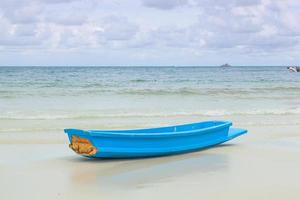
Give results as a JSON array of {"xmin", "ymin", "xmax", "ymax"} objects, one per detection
[{"xmin": 1, "ymin": 123, "xmax": 299, "ymax": 144}]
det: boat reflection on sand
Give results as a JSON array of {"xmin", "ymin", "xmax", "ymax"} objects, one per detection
[{"xmin": 67, "ymin": 148, "xmax": 231, "ymax": 188}]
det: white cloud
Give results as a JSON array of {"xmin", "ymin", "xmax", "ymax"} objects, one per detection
[
  {"xmin": 142, "ymin": 0, "xmax": 188, "ymax": 10},
  {"xmin": 1, "ymin": 3, "xmax": 42, "ymax": 24},
  {"xmin": 43, "ymin": 12, "xmax": 87, "ymax": 25},
  {"xmin": 0, "ymin": 0, "xmax": 299, "ymax": 65},
  {"xmin": 13, "ymin": 24, "xmax": 38, "ymax": 36},
  {"xmin": 99, "ymin": 16, "xmax": 139, "ymax": 41}
]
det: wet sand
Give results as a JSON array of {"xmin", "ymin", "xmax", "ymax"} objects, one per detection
[{"xmin": 1, "ymin": 125, "xmax": 300, "ymax": 200}]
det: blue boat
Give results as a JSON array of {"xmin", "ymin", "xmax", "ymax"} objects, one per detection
[{"xmin": 64, "ymin": 121, "xmax": 247, "ymax": 158}]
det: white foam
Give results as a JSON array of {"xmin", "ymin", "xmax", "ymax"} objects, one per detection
[{"xmin": 1, "ymin": 107, "xmax": 300, "ymax": 120}]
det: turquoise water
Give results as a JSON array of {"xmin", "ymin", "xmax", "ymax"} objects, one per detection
[{"xmin": 0, "ymin": 66, "xmax": 299, "ymax": 133}]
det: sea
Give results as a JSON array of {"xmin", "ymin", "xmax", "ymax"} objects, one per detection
[{"xmin": 0, "ymin": 66, "xmax": 299, "ymax": 134}]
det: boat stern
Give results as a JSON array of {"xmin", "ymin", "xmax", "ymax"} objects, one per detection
[{"xmin": 227, "ymin": 128, "xmax": 247, "ymax": 140}]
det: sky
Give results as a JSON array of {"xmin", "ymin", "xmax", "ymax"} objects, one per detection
[{"xmin": 0, "ymin": 0, "xmax": 300, "ymax": 66}]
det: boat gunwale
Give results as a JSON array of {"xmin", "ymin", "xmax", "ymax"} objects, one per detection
[
  {"xmin": 65, "ymin": 120, "xmax": 232, "ymax": 138},
  {"xmin": 92, "ymin": 128, "xmax": 247, "ymax": 157}
]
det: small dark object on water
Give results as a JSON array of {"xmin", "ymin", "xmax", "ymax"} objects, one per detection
[
  {"xmin": 287, "ymin": 66, "xmax": 300, "ymax": 72},
  {"xmin": 220, "ymin": 63, "xmax": 231, "ymax": 67}
]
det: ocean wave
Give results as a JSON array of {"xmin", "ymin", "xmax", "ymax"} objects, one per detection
[
  {"xmin": 130, "ymin": 79, "xmax": 157, "ymax": 83},
  {"xmin": 1, "ymin": 85, "xmax": 300, "ymax": 98},
  {"xmin": 119, "ymin": 88, "xmax": 202, "ymax": 95},
  {"xmin": 1, "ymin": 108, "xmax": 300, "ymax": 120},
  {"xmin": 4, "ymin": 87, "xmax": 300, "ymax": 96},
  {"xmin": 119, "ymin": 88, "xmax": 253, "ymax": 95},
  {"xmin": 254, "ymin": 86, "xmax": 300, "ymax": 92},
  {"xmin": 0, "ymin": 127, "xmax": 62, "ymax": 132},
  {"xmin": 2, "ymin": 121, "xmax": 300, "ymax": 133}
]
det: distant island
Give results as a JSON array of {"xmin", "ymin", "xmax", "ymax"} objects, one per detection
[{"xmin": 220, "ymin": 63, "xmax": 231, "ymax": 67}]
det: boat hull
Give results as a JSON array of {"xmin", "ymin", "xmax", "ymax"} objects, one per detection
[{"xmin": 64, "ymin": 121, "xmax": 247, "ymax": 158}]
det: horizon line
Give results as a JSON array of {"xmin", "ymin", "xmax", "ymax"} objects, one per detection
[{"xmin": 0, "ymin": 65, "xmax": 289, "ymax": 67}]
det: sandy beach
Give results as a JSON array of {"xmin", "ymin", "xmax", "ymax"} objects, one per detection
[{"xmin": 1, "ymin": 124, "xmax": 300, "ymax": 200}]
